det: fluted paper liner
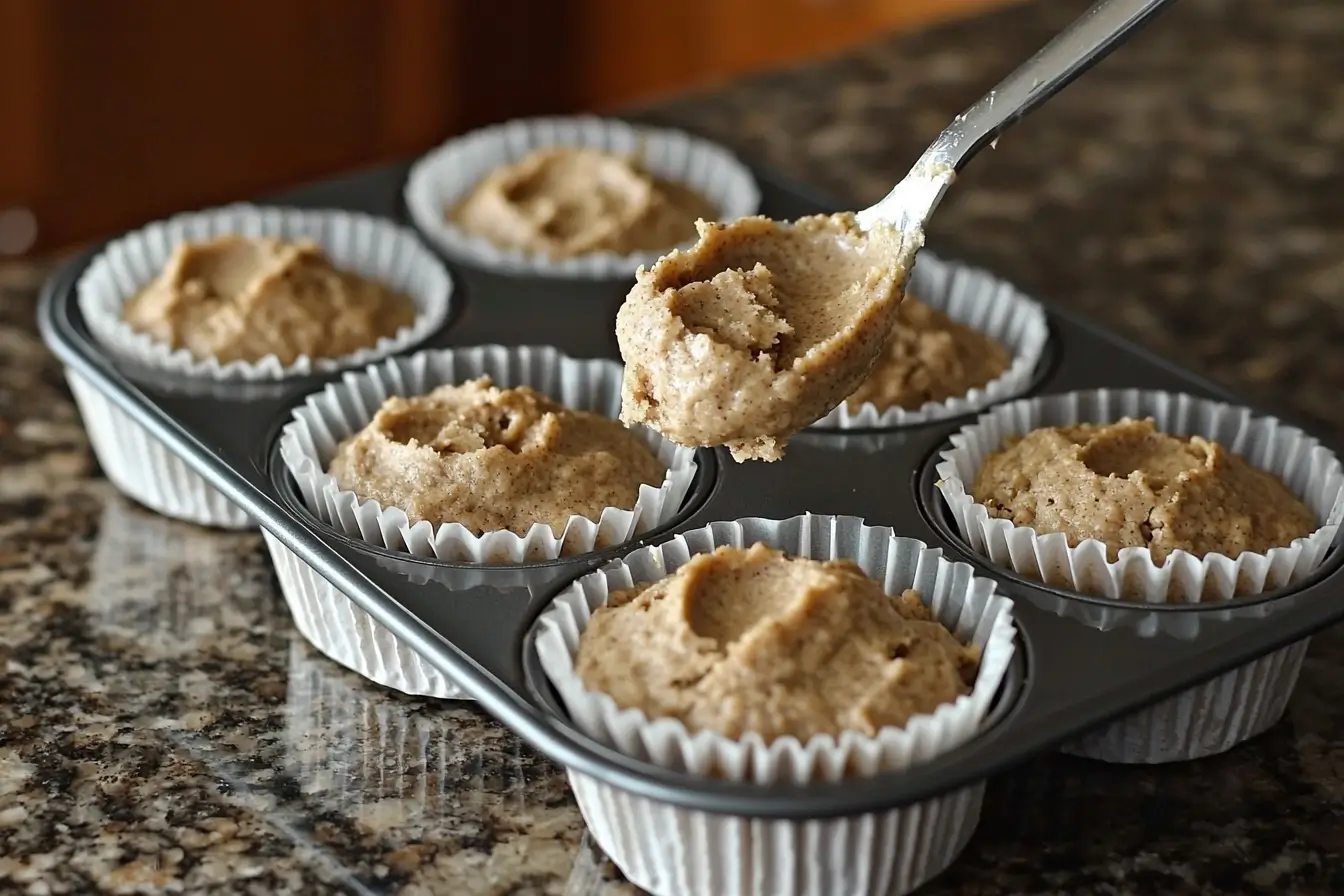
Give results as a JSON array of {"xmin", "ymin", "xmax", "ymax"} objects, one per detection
[
  {"xmin": 812, "ymin": 252, "xmax": 1050, "ymax": 430},
  {"xmin": 936, "ymin": 389, "xmax": 1343, "ymax": 762},
  {"xmin": 68, "ymin": 370, "xmax": 254, "ymax": 529},
  {"xmin": 535, "ymin": 514, "xmax": 1018, "ymax": 896},
  {"xmin": 77, "ymin": 203, "xmax": 452, "ymax": 380},
  {"xmin": 404, "ymin": 116, "xmax": 761, "ymax": 279},
  {"xmin": 936, "ymin": 390, "xmax": 1343, "ymax": 601},
  {"xmin": 1061, "ymin": 638, "xmax": 1310, "ymax": 763},
  {"xmin": 264, "ymin": 530, "xmax": 467, "ymax": 698},
  {"xmin": 280, "ymin": 345, "xmax": 697, "ymax": 562},
  {"xmin": 266, "ymin": 529, "xmax": 555, "ymax": 698},
  {"xmin": 70, "ymin": 203, "xmax": 453, "ymax": 528}
]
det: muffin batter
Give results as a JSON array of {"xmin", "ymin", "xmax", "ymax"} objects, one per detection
[
  {"xmin": 575, "ymin": 543, "xmax": 980, "ymax": 741},
  {"xmin": 616, "ymin": 214, "xmax": 911, "ymax": 462},
  {"xmin": 845, "ymin": 297, "xmax": 1011, "ymax": 412},
  {"xmin": 123, "ymin": 236, "xmax": 416, "ymax": 366},
  {"xmin": 328, "ymin": 377, "xmax": 666, "ymax": 535},
  {"xmin": 973, "ymin": 418, "xmax": 1316, "ymax": 562},
  {"xmin": 450, "ymin": 147, "xmax": 716, "ymax": 259}
]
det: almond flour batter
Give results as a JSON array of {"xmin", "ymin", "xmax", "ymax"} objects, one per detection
[
  {"xmin": 123, "ymin": 236, "xmax": 415, "ymax": 366},
  {"xmin": 328, "ymin": 377, "xmax": 666, "ymax": 536},
  {"xmin": 450, "ymin": 147, "xmax": 716, "ymax": 259},
  {"xmin": 575, "ymin": 543, "xmax": 980, "ymax": 741},
  {"xmin": 973, "ymin": 418, "xmax": 1316, "ymax": 562},
  {"xmin": 845, "ymin": 297, "xmax": 1011, "ymax": 412}
]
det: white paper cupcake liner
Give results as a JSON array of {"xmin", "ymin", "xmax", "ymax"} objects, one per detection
[
  {"xmin": 811, "ymin": 252, "xmax": 1050, "ymax": 430},
  {"xmin": 270, "ymin": 345, "xmax": 697, "ymax": 699},
  {"xmin": 935, "ymin": 388, "xmax": 1343, "ymax": 762},
  {"xmin": 567, "ymin": 773, "xmax": 984, "ymax": 896},
  {"xmin": 936, "ymin": 390, "xmax": 1343, "ymax": 601},
  {"xmin": 1060, "ymin": 637, "xmax": 1309, "ymax": 763},
  {"xmin": 266, "ymin": 525, "xmax": 559, "ymax": 699},
  {"xmin": 77, "ymin": 203, "xmax": 453, "ymax": 380},
  {"xmin": 280, "ymin": 344, "xmax": 698, "ymax": 562},
  {"xmin": 535, "ymin": 514, "xmax": 1019, "ymax": 896},
  {"xmin": 263, "ymin": 529, "xmax": 466, "ymax": 699},
  {"xmin": 404, "ymin": 116, "xmax": 761, "ymax": 279},
  {"xmin": 67, "ymin": 369, "xmax": 254, "ymax": 529},
  {"xmin": 70, "ymin": 203, "xmax": 453, "ymax": 528}
]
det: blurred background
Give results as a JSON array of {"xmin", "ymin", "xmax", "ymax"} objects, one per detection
[{"xmin": 0, "ymin": 0, "xmax": 1010, "ymax": 260}]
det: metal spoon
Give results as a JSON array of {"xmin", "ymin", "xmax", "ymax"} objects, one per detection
[{"xmin": 856, "ymin": 0, "xmax": 1177, "ymax": 240}]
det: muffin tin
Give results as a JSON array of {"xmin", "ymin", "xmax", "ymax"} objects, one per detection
[{"xmin": 39, "ymin": 157, "xmax": 1344, "ymax": 831}]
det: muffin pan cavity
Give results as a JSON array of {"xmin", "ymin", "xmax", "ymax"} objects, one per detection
[
  {"xmin": 530, "ymin": 514, "xmax": 1021, "ymax": 896},
  {"xmin": 39, "ymin": 150, "xmax": 1344, "ymax": 892},
  {"xmin": 917, "ymin": 390, "xmax": 1342, "ymax": 763},
  {"xmin": 257, "ymin": 344, "xmax": 715, "ymax": 699},
  {"xmin": 405, "ymin": 116, "xmax": 762, "ymax": 280}
]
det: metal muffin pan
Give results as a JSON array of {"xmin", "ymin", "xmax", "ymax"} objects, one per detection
[{"xmin": 39, "ymin": 159, "xmax": 1344, "ymax": 821}]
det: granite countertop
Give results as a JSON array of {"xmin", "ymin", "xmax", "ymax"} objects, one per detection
[{"xmin": 4, "ymin": 0, "xmax": 1344, "ymax": 892}]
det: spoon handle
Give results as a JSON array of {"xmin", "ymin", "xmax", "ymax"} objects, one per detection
[
  {"xmin": 930, "ymin": 0, "xmax": 1177, "ymax": 172},
  {"xmin": 858, "ymin": 0, "xmax": 1177, "ymax": 232}
]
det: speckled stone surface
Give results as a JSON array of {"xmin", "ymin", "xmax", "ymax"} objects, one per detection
[{"xmin": 4, "ymin": 0, "xmax": 1344, "ymax": 892}]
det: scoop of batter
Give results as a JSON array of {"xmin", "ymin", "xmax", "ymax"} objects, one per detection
[
  {"xmin": 615, "ymin": 214, "xmax": 911, "ymax": 462},
  {"xmin": 973, "ymin": 418, "xmax": 1317, "ymax": 562},
  {"xmin": 575, "ymin": 543, "xmax": 980, "ymax": 741},
  {"xmin": 328, "ymin": 376, "xmax": 666, "ymax": 535},
  {"xmin": 123, "ymin": 236, "xmax": 415, "ymax": 366},
  {"xmin": 450, "ymin": 147, "xmax": 716, "ymax": 260}
]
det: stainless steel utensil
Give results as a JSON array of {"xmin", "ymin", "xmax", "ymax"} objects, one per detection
[{"xmin": 857, "ymin": 0, "xmax": 1177, "ymax": 243}]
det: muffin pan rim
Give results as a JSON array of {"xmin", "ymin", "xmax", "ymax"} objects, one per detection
[{"xmin": 37, "ymin": 157, "xmax": 1344, "ymax": 820}]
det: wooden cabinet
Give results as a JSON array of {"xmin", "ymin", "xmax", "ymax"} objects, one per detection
[
  {"xmin": 579, "ymin": 0, "xmax": 1011, "ymax": 110},
  {"xmin": 0, "ymin": 0, "xmax": 579, "ymax": 254},
  {"xmin": 0, "ymin": 0, "xmax": 1012, "ymax": 255}
]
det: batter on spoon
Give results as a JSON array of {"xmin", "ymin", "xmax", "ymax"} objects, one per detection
[{"xmin": 615, "ymin": 213, "xmax": 913, "ymax": 461}]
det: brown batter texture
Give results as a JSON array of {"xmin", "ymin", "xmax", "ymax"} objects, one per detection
[
  {"xmin": 845, "ymin": 297, "xmax": 1011, "ymax": 412},
  {"xmin": 575, "ymin": 543, "xmax": 980, "ymax": 741},
  {"xmin": 972, "ymin": 418, "xmax": 1316, "ymax": 563},
  {"xmin": 449, "ymin": 147, "xmax": 716, "ymax": 260},
  {"xmin": 328, "ymin": 376, "xmax": 666, "ymax": 535},
  {"xmin": 123, "ymin": 236, "xmax": 416, "ymax": 366},
  {"xmin": 616, "ymin": 214, "xmax": 910, "ymax": 462}
]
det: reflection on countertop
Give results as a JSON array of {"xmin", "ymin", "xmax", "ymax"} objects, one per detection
[
  {"xmin": 6, "ymin": 495, "xmax": 588, "ymax": 894},
  {"xmin": 5, "ymin": 0, "xmax": 1344, "ymax": 892}
]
